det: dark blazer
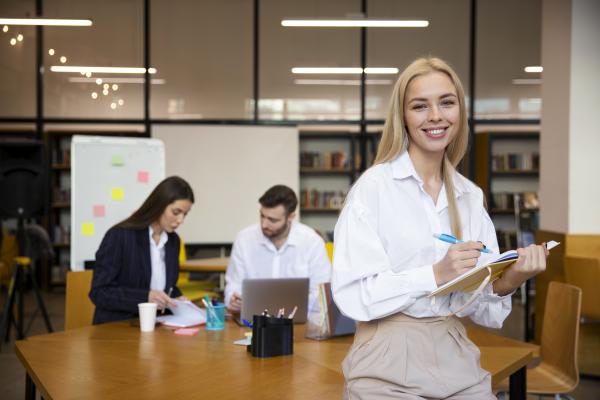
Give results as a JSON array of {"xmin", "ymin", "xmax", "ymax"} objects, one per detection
[{"xmin": 89, "ymin": 226, "xmax": 182, "ymax": 324}]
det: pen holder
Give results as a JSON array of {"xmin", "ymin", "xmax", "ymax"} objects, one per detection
[{"xmin": 248, "ymin": 315, "xmax": 293, "ymax": 358}]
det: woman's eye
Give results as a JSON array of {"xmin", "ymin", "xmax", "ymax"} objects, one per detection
[
  {"xmin": 412, "ymin": 104, "xmax": 426, "ymax": 111},
  {"xmin": 441, "ymin": 100, "xmax": 456, "ymax": 107}
]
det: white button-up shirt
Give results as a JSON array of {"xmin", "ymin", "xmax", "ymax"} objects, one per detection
[
  {"xmin": 149, "ymin": 226, "xmax": 168, "ymax": 291},
  {"xmin": 225, "ymin": 222, "xmax": 331, "ymax": 312},
  {"xmin": 332, "ymin": 152, "xmax": 512, "ymax": 328}
]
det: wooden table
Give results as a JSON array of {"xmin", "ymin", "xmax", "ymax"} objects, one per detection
[
  {"xmin": 180, "ymin": 257, "xmax": 229, "ymax": 289},
  {"xmin": 16, "ymin": 321, "xmax": 533, "ymax": 400}
]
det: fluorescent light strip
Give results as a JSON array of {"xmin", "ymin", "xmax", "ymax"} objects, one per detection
[
  {"xmin": 292, "ymin": 67, "xmax": 398, "ymax": 74},
  {"xmin": 294, "ymin": 79, "xmax": 392, "ymax": 86},
  {"xmin": 282, "ymin": 19, "xmax": 428, "ymax": 28},
  {"xmin": 68, "ymin": 77, "xmax": 166, "ymax": 84},
  {"xmin": 0, "ymin": 18, "xmax": 92, "ymax": 26},
  {"xmin": 512, "ymin": 78, "xmax": 542, "ymax": 85},
  {"xmin": 524, "ymin": 66, "xmax": 543, "ymax": 73},
  {"xmin": 51, "ymin": 66, "xmax": 157, "ymax": 74}
]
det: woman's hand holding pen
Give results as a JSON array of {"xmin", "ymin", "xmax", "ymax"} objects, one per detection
[
  {"xmin": 493, "ymin": 244, "xmax": 549, "ymax": 296},
  {"xmin": 433, "ymin": 241, "xmax": 485, "ymax": 286},
  {"xmin": 148, "ymin": 289, "xmax": 176, "ymax": 310}
]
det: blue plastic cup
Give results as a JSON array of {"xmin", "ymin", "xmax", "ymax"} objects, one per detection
[{"xmin": 206, "ymin": 303, "xmax": 226, "ymax": 330}]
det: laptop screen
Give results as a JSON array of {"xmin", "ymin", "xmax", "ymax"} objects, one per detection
[{"xmin": 241, "ymin": 278, "xmax": 309, "ymax": 323}]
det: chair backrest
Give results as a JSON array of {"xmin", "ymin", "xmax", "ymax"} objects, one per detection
[
  {"xmin": 540, "ymin": 281, "xmax": 582, "ymax": 388},
  {"xmin": 65, "ymin": 270, "xmax": 95, "ymax": 330},
  {"xmin": 564, "ymin": 255, "xmax": 600, "ymax": 320}
]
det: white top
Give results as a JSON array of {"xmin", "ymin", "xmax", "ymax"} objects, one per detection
[
  {"xmin": 225, "ymin": 222, "xmax": 331, "ymax": 312},
  {"xmin": 332, "ymin": 152, "xmax": 512, "ymax": 328},
  {"xmin": 149, "ymin": 226, "xmax": 168, "ymax": 291}
]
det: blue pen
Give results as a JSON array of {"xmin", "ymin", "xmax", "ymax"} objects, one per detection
[
  {"xmin": 433, "ymin": 233, "xmax": 493, "ymax": 253},
  {"xmin": 242, "ymin": 319, "xmax": 253, "ymax": 329}
]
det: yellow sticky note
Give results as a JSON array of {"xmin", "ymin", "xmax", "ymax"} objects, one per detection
[
  {"xmin": 111, "ymin": 155, "xmax": 124, "ymax": 166},
  {"xmin": 81, "ymin": 223, "xmax": 95, "ymax": 236},
  {"xmin": 111, "ymin": 187, "xmax": 124, "ymax": 200}
]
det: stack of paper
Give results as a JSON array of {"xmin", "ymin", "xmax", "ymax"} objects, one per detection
[{"xmin": 157, "ymin": 300, "xmax": 206, "ymax": 327}]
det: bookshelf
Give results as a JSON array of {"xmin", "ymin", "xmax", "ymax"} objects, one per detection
[{"xmin": 474, "ymin": 131, "xmax": 540, "ymax": 252}]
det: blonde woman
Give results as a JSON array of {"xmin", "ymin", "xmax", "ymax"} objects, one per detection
[{"xmin": 332, "ymin": 57, "xmax": 548, "ymax": 399}]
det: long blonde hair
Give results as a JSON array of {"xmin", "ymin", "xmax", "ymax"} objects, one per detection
[{"xmin": 374, "ymin": 57, "xmax": 469, "ymax": 239}]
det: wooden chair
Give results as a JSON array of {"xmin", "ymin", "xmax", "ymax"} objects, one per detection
[
  {"xmin": 565, "ymin": 256, "xmax": 600, "ymax": 321},
  {"xmin": 522, "ymin": 281, "xmax": 582, "ymax": 399},
  {"xmin": 65, "ymin": 270, "xmax": 95, "ymax": 330}
]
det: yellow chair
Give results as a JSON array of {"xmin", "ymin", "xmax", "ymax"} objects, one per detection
[
  {"xmin": 176, "ymin": 238, "xmax": 218, "ymax": 301},
  {"xmin": 65, "ymin": 270, "xmax": 95, "ymax": 330},
  {"xmin": 325, "ymin": 242, "xmax": 334, "ymax": 263}
]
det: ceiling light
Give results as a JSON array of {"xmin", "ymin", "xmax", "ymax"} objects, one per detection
[
  {"xmin": 110, "ymin": 102, "xmax": 117, "ymax": 109},
  {"xmin": 112, "ymin": 84, "xmax": 118, "ymax": 91},
  {"xmin": 51, "ymin": 66, "xmax": 157, "ymax": 74},
  {"xmin": 10, "ymin": 37, "xmax": 16, "ymax": 45},
  {"xmin": 48, "ymin": 48, "xmax": 55, "ymax": 55},
  {"xmin": 292, "ymin": 67, "xmax": 398, "ymax": 74},
  {"xmin": 103, "ymin": 83, "xmax": 109, "ymax": 90},
  {"xmin": 17, "ymin": 34, "xmax": 23, "ymax": 41},
  {"xmin": 85, "ymin": 71, "xmax": 92, "ymax": 78},
  {"xmin": 68, "ymin": 77, "xmax": 166, "ymax": 84},
  {"xmin": 294, "ymin": 79, "xmax": 393, "ymax": 86},
  {"xmin": 2, "ymin": 25, "xmax": 8, "ymax": 32},
  {"xmin": 91, "ymin": 92, "xmax": 98, "ymax": 99},
  {"xmin": 281, "ymin": 19, "xmax": 429, "ymax": 28},
  {"xmin": 524, "ymin": 66, "xmax": 543, "ymax": 73},
  {"xmin": 102, "ymin": 89, "xmax": 109, "ymax": 96},
  {"xmin": 118, "ymin": 99, "xmax": 124, "ymax": 106},
  {"xmin": 512, "ymin": 79, "xmax": 542, "ymax": 85},
  {"xmin": 0, "ymin": 18, "xmax": 92, "ymax": 26},
  {"xmin": 60, "ymin": 56, "xmax": 67, "ymax": 63}
]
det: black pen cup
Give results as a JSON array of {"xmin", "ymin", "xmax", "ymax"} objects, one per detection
[{"xmin": 248, "ymin": 315, "xmax": 293, "ymax": 358}]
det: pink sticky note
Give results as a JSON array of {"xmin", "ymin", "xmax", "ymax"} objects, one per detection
[
  {"xmin": 137, "ymin": 171, "xmax": 149, "ymax": 183},
  {"xmin": 174, "ymin": 327, "xmax": 200, "ymax": 336},
  {"xmin": 93, "ymin": 205, "xmax": 105, "ymax": 217}
]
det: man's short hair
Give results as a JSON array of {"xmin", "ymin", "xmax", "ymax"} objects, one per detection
[{"xmin": 259, "ymin": 185, "xmax": 298, "ymax": 215}]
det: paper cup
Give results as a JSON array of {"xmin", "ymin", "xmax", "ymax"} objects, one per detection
[{"xmin": 138, "ymin": 302, "xmax": 158, "ymax": 332}]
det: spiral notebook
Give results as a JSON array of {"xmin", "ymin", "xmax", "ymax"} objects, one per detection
[{"xmin": 429, "ymin": 240, "xmax": 560, "ymax": 297}]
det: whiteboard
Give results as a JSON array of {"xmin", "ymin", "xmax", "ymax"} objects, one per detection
[
  {"xmin": 71, "ymin": 136, "xmax": 165, "ymax": 271},
  {"xmin": 153, "ymin": 125, "xmax": 299, "ymax": 244}
]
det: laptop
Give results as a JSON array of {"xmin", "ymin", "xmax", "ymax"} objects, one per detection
[{"xmin": 239, "ymin": 278, "xmax": 310, "ymax": 324}]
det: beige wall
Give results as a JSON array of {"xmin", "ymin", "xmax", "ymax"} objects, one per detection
[
  {"xmin": 539, "ymin": 0, "xmax": 571, "ymax": 233},
  {"xmin": 568, "ymin": 0, "xmax": 600, "ymax": 234}
]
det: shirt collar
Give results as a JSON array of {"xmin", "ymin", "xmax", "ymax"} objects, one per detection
[
  {"xmin": 390, "ymin": 151, "xmax": 473, "ymax": 198},
  {"xmin": 258, "ymin": 221, "xmax": 298, "ymax": 251},
  {"xmin": 148, "ymin": 226, "xmax": 168, "ymax": 249}
]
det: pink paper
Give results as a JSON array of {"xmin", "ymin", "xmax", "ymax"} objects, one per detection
[
  {"xmin": 174, "ymin": 327, "xmax": 200, "ymax": 336},
  {"xmin": 137, "ymin": 171, "xmax": 149, "ymax": 183},
  {"xmin": 93, "ymin": 205, "xmax": 105, "ymax": 217}
]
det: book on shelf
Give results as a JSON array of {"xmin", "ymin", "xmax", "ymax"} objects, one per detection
[
  {"xmin": 301, "ymin": 189, "xmax": 346, "ymax": 210},
  {"xmin": 430, "ymin": 240, "xmax": 560, "ymax": 297},
  {"xmin": 491, "ymin": 152, "xmax": 539, "ymax": 172},
  {"xmin": 491, "ymin": 192, "xmax": 539, "ymax": 210},
  {"xmin": 300, "ymin": 151, "xmax": 348, "ymax": 169}
]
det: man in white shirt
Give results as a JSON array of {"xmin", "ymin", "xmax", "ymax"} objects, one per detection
[{"xmin": 225, "ymin": 185, "xmax": 331, "ymax": 314}]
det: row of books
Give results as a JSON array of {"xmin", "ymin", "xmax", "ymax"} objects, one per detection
[
  {"xmin": 300, "ymin": 151, "xmax": 348, "ymax": 169},
  {"xmin": 491, "ymin": 192, "xmax": 539, "ymax": 210},
  {"xmin": 300, "ymin": 189, "xmax": 346, "ymax": 210},
  {"xmin": 52, "ymin": 224, "xmax": 71, "ymax": 244},
  {"xmin": 492, "ymin": 153, "xmax": 539, "ymax": 171},
  {"xmin": 53, "ymin": 188, "xmax": 71, "ymax": 203},
  {"xmin": 52, "ymin": 148, "xmax": 71, "ymax": 165}
]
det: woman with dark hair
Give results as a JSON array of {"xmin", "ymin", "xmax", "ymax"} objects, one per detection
[{"xmin": 90, "ymin": 176, "xmax": 194, "ymax": 324}]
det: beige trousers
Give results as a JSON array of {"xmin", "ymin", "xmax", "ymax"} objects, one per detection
[{"xmin": 342, "ymin": 313, "xmax": 496, "ymax": 400}]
